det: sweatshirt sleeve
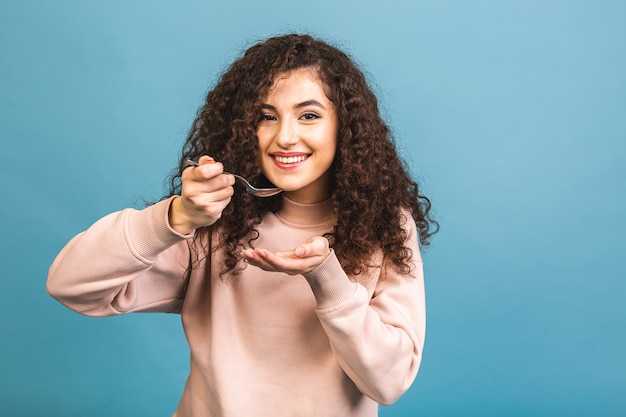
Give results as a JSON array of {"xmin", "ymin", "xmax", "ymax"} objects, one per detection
[
  {"xmin": 302, "ymin": 211, "xmax": 426, "ymax": 406},
  {"xmin": 47, "ymin": 197, "xmax": 193, "ymax": 316}
]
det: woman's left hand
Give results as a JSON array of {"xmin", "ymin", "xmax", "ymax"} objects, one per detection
[{"xmin": 241, "ymin": 236, "xmax": 330, "ymax": 275}]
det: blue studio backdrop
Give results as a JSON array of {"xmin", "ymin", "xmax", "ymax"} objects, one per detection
[{"xmin": 1, "ymin": 1, "xmax": 625, "ymax": 416}]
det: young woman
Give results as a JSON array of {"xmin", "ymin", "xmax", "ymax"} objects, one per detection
[{"xmin": 47, "ymin": 33, "xmax": 438, "ymax": 417}]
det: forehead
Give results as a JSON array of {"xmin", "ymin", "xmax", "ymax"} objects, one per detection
[{"xmin": 264, "ymin": 68, "xmax": 330, "ymax": 101}]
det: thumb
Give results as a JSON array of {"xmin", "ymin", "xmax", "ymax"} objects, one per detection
[
  {"xmin": 198, "ymin": 155, "xmax": 216, "ymax": 165},
  {"xmin": 295, "ymin": 236, "xmax": 329, "ymax": 258}
]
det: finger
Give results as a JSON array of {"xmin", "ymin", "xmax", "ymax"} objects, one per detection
[
  {"xmin": 185, "ymin": 155, "xmax": 221, "ymax": 177},
  {"xmin": 179, "ymin": 176, "xmax": 234, "ymax": 220},
  {"xmin": 294, "ymin": 245, "xmax": 307, "ymax": 257},
  {"xmin": 273, "ymin": 249, "xmax": 297, "ymax": 258},
  {"xmin": 181, "ymin": 177, "xmax": 232, "ymax": 202},
  {"xmin": 184, "ymin": 188, "xmax": 232, "ymax": 210},
  {"xmin": 241, "ymin": 250, "xmax": 276, "ymax": 271},
  {"xmin": 185, "ymin": 165, "xmax": 235, "ymax": 192},
  {"xmin": 256, "ymin": 249, "xmax": 317, "ymax": 274}
]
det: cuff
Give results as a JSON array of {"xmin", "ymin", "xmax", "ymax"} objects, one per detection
[
  {"xmin": 302, "ymin": 249, "xmax": 358, "ymax": 311},
  {"xmin": 126, "ymin": 196, "xmax": 194, "ymax": 261}
]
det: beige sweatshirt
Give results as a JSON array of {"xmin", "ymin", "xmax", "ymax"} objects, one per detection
[{"xmin": 47, "ymin": 196, "xmax": 426, "ymax": 417}]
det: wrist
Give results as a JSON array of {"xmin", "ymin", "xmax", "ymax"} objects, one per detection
[
  {"xmin": 302, "ymin": 250, "xmax": 357, "ymax": 310},
  {"xmin": 168, "ymin": 196, "xmax": 197, "ymax": 235}
]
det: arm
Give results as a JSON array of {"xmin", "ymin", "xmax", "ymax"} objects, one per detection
[
  {"xmin": 47, "ymin": 155, "xmax": 234, "ymax": 316},
  {"xmin": 304, "ymin": 247, "xmax": 424, "ymax": 405},
  {"xmin": 243, "ymin": 212, "xmax": 426, "ymax": 405},
  {"xmin": 47, "ymin": 198, "xmax": 193, "ymax": 316}
]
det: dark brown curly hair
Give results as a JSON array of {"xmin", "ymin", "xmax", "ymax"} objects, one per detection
[{"xmin": 167, "ymin": 33, "xmax": 438, "ymax": 277}]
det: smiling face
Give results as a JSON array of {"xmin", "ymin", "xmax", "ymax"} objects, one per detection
[{"xmin": 256, "ymin": 68, "xmax": 338, "ymax": 204}]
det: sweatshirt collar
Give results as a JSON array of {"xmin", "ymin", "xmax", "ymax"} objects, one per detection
[{"xmin": 276, "ymin": 196, "xmax": 336, "ymax": 228}]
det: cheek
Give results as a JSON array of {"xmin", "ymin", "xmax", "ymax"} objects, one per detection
[
  {"xmin": 319, "ymin": 132, "xmax": 338, "ymax": 159},
  {"xmin": 256, "ymin": 131, "xmax": 270, "ymax": 153},
  {"xmin": 310, "ymin": 124, "xmax": 337, "ymax": 145},
  {"xmin": 254, "ymin": 134, "xmax": 267, "ymax": 166}
]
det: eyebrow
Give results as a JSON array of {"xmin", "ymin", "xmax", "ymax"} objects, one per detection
[{"xmin": 260, "ymin": 100, "xmax": 327, "ymax": 111}]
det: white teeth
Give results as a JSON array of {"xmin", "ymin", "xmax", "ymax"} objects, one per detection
[{"xmin": 274, "ymin": 155, "xmax": 307, "ymax": 164}]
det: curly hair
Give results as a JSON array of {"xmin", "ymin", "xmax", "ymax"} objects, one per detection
[{"xmin": 167, "ymin": 33, "xmax": 438, "ymax": 277}]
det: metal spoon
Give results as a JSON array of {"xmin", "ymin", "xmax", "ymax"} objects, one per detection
[{"xmin": 185, "ymin": 160, "xmax": 283, "ymax": 197}]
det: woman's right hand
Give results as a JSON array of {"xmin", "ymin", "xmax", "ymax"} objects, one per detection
[{"xmin": 168, "ymin": 155, "xmax": 235, "ymax": 234}]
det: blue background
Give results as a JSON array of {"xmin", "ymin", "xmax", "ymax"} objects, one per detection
[{"xmin": 1, "ymin": 1, "xmax": 625, "ymax": 416}]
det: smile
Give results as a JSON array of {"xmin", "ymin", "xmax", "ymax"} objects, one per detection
[{"xmin": 273, "ymin": 154, "xmax": 309, "ymax": 164}]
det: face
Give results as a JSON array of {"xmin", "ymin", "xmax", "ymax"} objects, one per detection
[{"xmin": 256, "ymin": 68, "xmax": 338, "ymax": 204}]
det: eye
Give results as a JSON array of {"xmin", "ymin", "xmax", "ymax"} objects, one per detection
[
  {"xmin": 300, "ymin": 112, "xmax": 320, "ymax": 120},
  {"xmin": 260, "ymin": 113, "xmax": 277, "ymax": 122}
]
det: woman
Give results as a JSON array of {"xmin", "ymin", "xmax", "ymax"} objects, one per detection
[{"xmin": 47, "ymin": 33, "xmax": 438, "ymax": 416}]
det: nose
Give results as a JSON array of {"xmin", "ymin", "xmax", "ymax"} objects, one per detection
[{"xmin": 275, "ymin": 118, "xmax": 298, "ymax": 148}]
